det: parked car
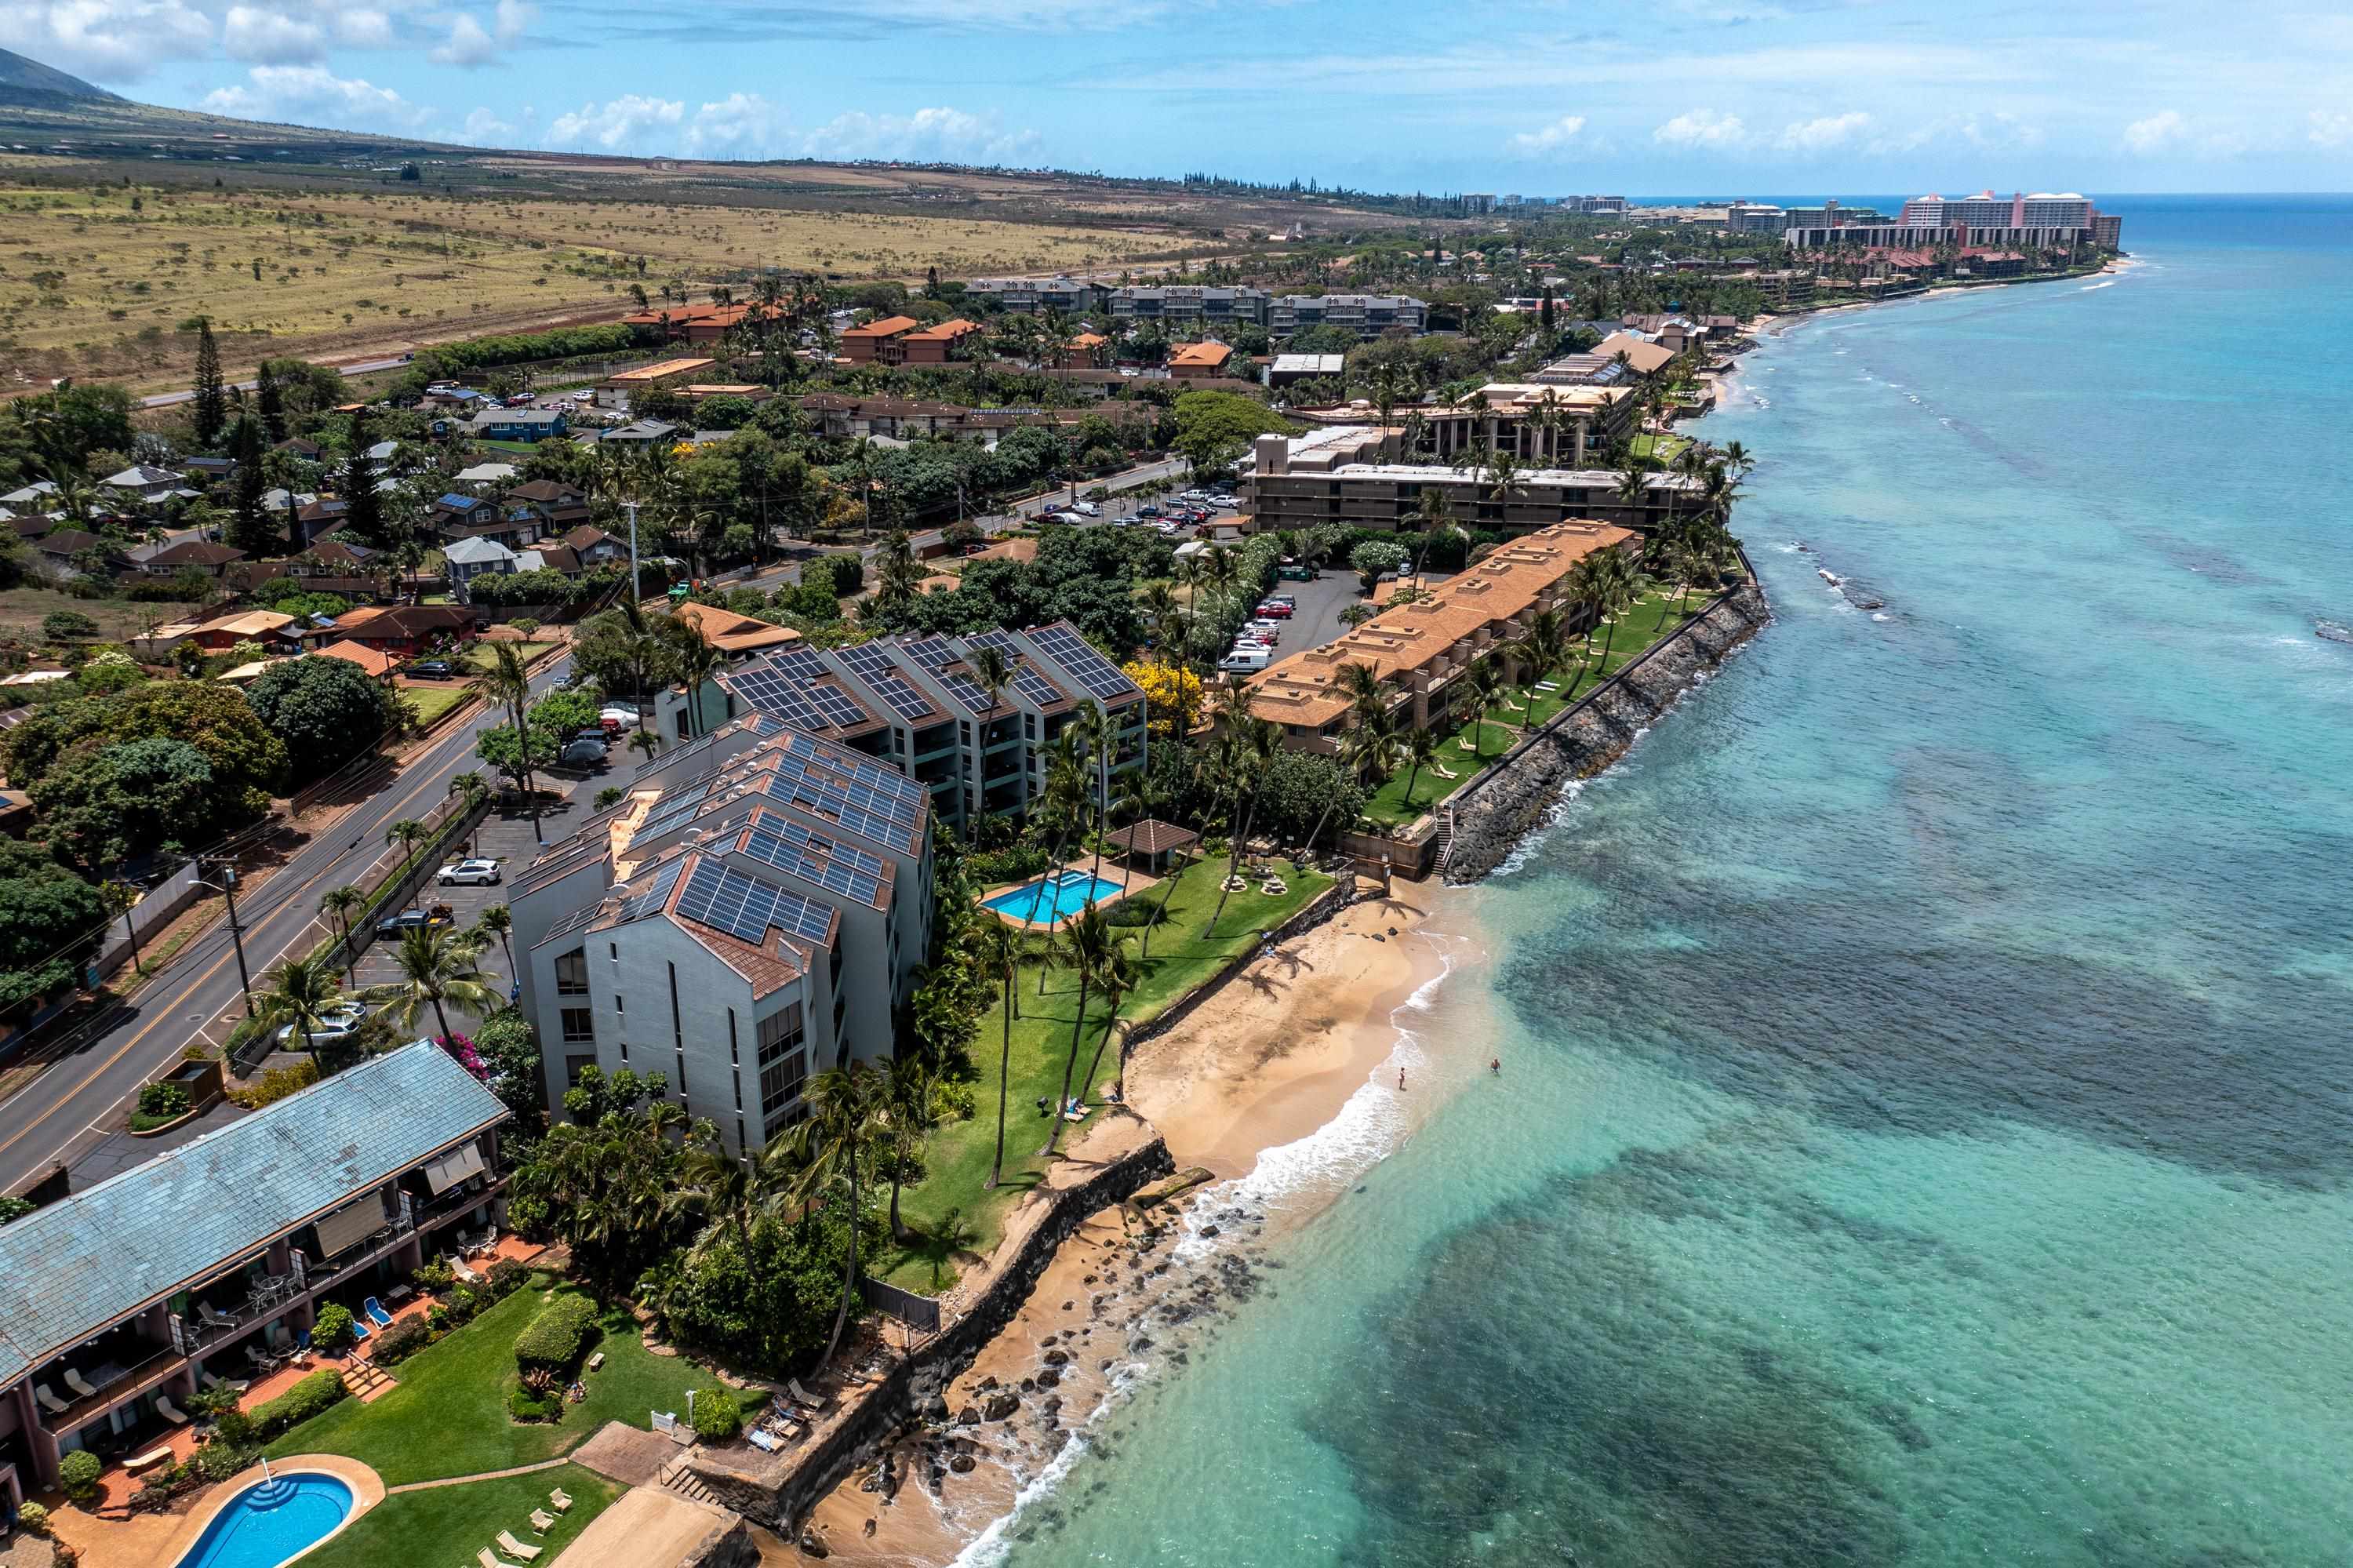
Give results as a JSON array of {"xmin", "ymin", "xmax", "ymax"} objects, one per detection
[
  {"xmin": 376, "ymin": 906, "xmax": 454, "ymax": 940},
  {"xmin": 278, "ymin": 1001, "xmax": 369, "ymax": 1050},
  {"xmin": 1246, "ymin": 619, "xmax": 1282, "ymax": 642},
  {"xmin": 558, "ymin": 736, "xmax": 609, "ymax": 767},
  {"xmin": 1255, "ymin": 600, "xmax": 1295, "ymax": 619},
  {"xmin": 406, "ymin": 659, "xmax": 457, "ymax": 681},
  {"xmin": 1137, "ymin": 505, "xmax": 1163, "ymax": 518},
  {"xmin": 1075, "ymin": 502, "xmax": 1102, "ymax": 518},
  {"xmin": 437, "ymin": 857, "xmax": 501, "ymax": 886},
  {"xmin": 1219, "ymin": 648, "xmax": 1271, "ymax": 673}
]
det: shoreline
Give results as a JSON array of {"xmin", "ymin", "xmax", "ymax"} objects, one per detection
[{"xmin": 798, "ymin": 885, "xmax": 1469, "ymax": 1566}]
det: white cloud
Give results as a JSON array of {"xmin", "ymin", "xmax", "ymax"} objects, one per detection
[
  {"xmin": 222, "ymin": 5, "xmax": 323, "ymax": 63},
  {"xmin": 547, "ymin": 94, "xmax": 685, "ymax": 149},
  {"xmin": 460, "ymin": 106, "xmax": 515, "ymax": 142},
  {"xmin": 332, "ymin": 7, "xmax": 393, "ymax": 47},
  {"xmin": 0, "ymin": 0, "xmax": 215, "ymax": 80},
  {"xmin": 685, "ymin": 93, "xmax": 790, "ymax": 158},
  {"xmin": 431, "ymin": 0, "xmax": 533, "ymax": 65},
  {"xmin": 1507, "ymin": 114, "xmax": 1587, "ymax": 156},
  {"xmin": 1652, "ymin": 107, "xmax": 1747, "ymax": 149},
  {"xmin": 799, "ymin": 106, "xmax": 1038, "ymax": 162},
  {"xmin": 2310, "ymin": 110, "xmax": 2353, "ymax": 147},
  {"xmin": 2123, "ymin": 108, "xmax": 2186, "ymax": 153},
  {"xmin": 1776, "ymin": 111, "xmax": 1868, "ymax": 152},
  {"xmin": 202, "ymin": 63, "xmax": 424, "ymax": 126}
]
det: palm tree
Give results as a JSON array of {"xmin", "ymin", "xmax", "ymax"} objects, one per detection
[
  {"xmin": 977, "ymin": 919, "xmax": 1023, "ymax": 1190},
  {"xmin": 668, "ymin": 1140, "xmax": 758, "ymax": 1263},
  {"xmin": 1509, "ymin": 606, "xmax": 1571, "ymax": 732},
  {"xmin": 475, "ymin": 904, "xmax": 516, "ymax": 979},
  {"xmin": 446, "ymin": 770, "xmax": 489, "ymax": 855},
  {"xmin": 254, "ymin": 953, "xmax": 345, "ymax": 1059},
  {"xmin": 874, "ymin": 527, "xmax": 925, "ymax": 604},
  {"xmin": 318, "ymin": 885, "xmax": 367, "ymax": 984},
  {"xmin": 1045, "ymin": 905, "xmax": 1118, "ymax": 1158},
  {"xmin": 1399, "ymin": 725, "xmax": 1441, "ymax": 806},
  {"xmin": 655, "ymin": 613, "xmax": 725, "ymax": 740},
  {"xmin": 768, "ymin": 1060, "xmax": 889, "ymax": 1370},
  {"xmin": 1405, "ymin": 486, "xmax": 1453, "ymax": 588},
  {"xmin": 363, "ymin": 924, "xmax": 499, "ymax": 1042},
  {"xmin": 469, "ymin": 642, "xmax": 542, "ymax": 843},
  {"xmin": 1559, "ymin": 553, "xmax": 1615, "ymax": 700},
  {"xmin": 1209, "ymin": 713, "xmax": 1282, "ymax": 930},
  {"xmin": 966, "ymin": 644, "xmax": 1013, "ymax": 836},
  {"xmin": 1075, "ymin": 942, "xmax": 1141, "ymax": 1111},
  {"xmin": 882, "ymin": 1054, "xmax": 936, "ymax": 1240},
  {"xmin": 1464, "ymin": 660, "xmax": 1505, "ymax": 761},
  {"xmin": 384, "ymin": 819, "xmax": 428, "ymax": 911}
]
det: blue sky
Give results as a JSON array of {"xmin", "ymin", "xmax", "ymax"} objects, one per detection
[{"xmin": 5, "ymin": 0, "xmax": 2349, "ymax": 193}]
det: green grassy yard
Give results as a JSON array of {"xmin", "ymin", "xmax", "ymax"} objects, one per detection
[
  {"xmin": 1360, "ymin": 591, "xmax": 1703, "ymax": 826},
  {"xmin": 293, "ymin": 1463, "xmax": 618, "ymax": 1568},
  {"xmin": 400, "ymin": 685, "xmax": 471, "ymax": 728},
  {"xmin": 460, "ymin": 641, "xmax": 558, "ymax": 672},
  {"xmin": 267, "ymin": 1282, "xmax": 732, "ymax": 1485},
  {"xmin": 872, "ymin": 857, "xmax": 1329, "ymax": 1290}
]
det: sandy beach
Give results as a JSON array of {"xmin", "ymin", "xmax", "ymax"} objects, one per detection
[{"xmin": 795, "ymin": 880, "xmax": 1469, "ymax": 1565}]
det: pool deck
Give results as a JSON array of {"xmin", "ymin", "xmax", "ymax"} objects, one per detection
[
  {"xmin": 974, "ymin": 860, "xmax": 1157, "ymax": 932},
  {"xmin": 52, "ymin": 1455, "xmax": 384, "ymax": 1568}
]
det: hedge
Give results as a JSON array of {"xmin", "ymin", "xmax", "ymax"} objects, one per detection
[
  {"xmin": 59, "ymin": 1448, "xmax": 100, "ymax": 1504},
  {"xmin": 249, "ymin": 1367, "xmax": 348, "ymax": 1440},
  {"xmin": 513, "ymin": 1293, "xmax": 599, "ymax": 1374},
  {"xmin": 689, "ymin": 1388, "xmax": 741, "ymax": 1442},
  {"xmin": 486, "ymin": 1258, "xmax": 529, "ymax": 1299},
  {"xmin": 371, "ymin": 1316, "xmax": 431, "ymax": 1366}
]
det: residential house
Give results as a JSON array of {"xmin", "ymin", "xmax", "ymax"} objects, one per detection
[
  {"xmin": 1056, "ymin": 332, "xmax": 1107, "ymax": 369},
  {"xmin": 896, "ymin": 318, "xmax": 983, "ymax": 364},
  {"xmin": 467, "ymin": 408, "xmax": 568, "ymax": 443},
  {"xmin": 180, "ymin": 456, "xmax": 238, "ymax": 487},
  {"xmin": 271, "ymin": 438, "xmax": 325, "ymax": 463},
  {"xmin": 30, "ymin": 530, "xmax": 122, "ymax": 582},
  {"xmin": 99, "ymin": 465, "xmax": 187, "ymax": 508},
  {"xmin": 443, "ymin": 537, "xmax": 520, "ymax": 602},
  {"xmin": 512, "ymin": 723, "xmax": 937, "ymax": 1160},
  {"xmin": 514, "ymin": 544, "xmax": 583, "ymax": 577},
  {"xmin": 559, "ymin": 525, "xmax": 627, "ymax": 568},
  {"xmin": 293, "ymin": 497, "xmax": 350, "ymax": 547},
  {"xmin": 428, "ymin": 493, "xmax": 502, "ymax": 534},
  {"xmin": 595, "ymin": 360, "xmax": 714, "ymax": 407},
  {"xmin": 595, "ymin": 420, "xmax": 680, "ymax": 451},
  {"xmin": 139, "ymin": 540, "xmax": 248, "ymax": 579},
  {"xmin": 0, "ymin": 1043, "xmax": 510, "ymax": 1501},
  {"xmin": 838, "ymin": 315, "xmax": 920, "ymax": 364},
  {"xmin": 1168, "ymin": 342, "xmax": 1235, "ymax": 379},
  {"xmin": 453, "ymin": 462, "xmax": 519, "ymax": 486},
  {"xmin": 1589, "ymin": 332, "xmax": 1680, "ymax": 380},
  {"xmin": 311, "ymin": 639, "xmax": 401, "ymax": 681},
  {"xmin": 332, "ymin": 604, "xmax": 477, "ymax": 657},
  {"xmin": 503, "ymin": 480, "xmax": 591, "ymax": 533}
]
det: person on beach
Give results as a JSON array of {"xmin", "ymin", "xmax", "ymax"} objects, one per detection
[
  {"xmin": 1398, "ymin": 1066, "xmax": 1407, "ymax": 1092},
  {"xmin": 1490, "ymin": 1057, "xmax": 1500, "ymax": 1076}
]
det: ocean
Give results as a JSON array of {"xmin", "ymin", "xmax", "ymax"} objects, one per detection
[{"xmin": 975, "ymin": 195, "xmax": 2353, "ymax": 1567}]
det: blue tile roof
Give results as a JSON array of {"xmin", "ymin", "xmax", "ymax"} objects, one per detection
[{"xmin": 0, "ymin": 1043, "xmax": 507, "ymax": 1385}]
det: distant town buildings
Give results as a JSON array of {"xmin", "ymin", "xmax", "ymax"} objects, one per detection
[{"xmin": 1268, "ymin": 293, "xmax": 1429, "ymax": 339}]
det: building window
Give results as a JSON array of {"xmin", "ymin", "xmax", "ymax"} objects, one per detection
[
  {"xmin": 728, "ymin": 1008, "xmax": 739, "ymax": 1066},
  {"xmin": 674, "ymin": 1047, "xmax": 689, "ymax": 1097},
  {"xmin": 614, "ymin": 994, "xmax": 624, "ymax": 1013},
  {"xmin": 564, "ymin": 1053, "xmax": 595, "ymax": 1088},
  {"xmin": 756, "ymin": 1002, "xmax": 804, "ymax": 1064},
  {"xmin": 609, "ymin": 943, "xmax": 617, "ymax": 961},
  {"xmin": 554, "ymin": 949, "xmax": 587, "ymax": 995},
  {"xmin": 733, "ymin": 1070, "xmax": 742, "ymax": 1111},
  {"xmin": 759, "ymin": 1047, "xmax": 806, "ymax": 1124},
  {"xmin": 559, "ymin": 1007, "xmax": 595, "ymax": 1043},
  {"xmin": 668, "ymin": 962, "xmax": 684, "ymax": 1051}
]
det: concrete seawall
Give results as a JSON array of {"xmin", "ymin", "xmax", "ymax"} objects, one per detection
[{"xmin": 1444, "ymin": 584, "xmax": 1772, "ymax": 882}]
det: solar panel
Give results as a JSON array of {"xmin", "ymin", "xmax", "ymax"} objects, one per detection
[
  {"xmin": 740, "ymin": 817, "xmax": 888, "ymax": 908},
  {"xmin": 804, "ymin": 680, "xmax": 871, "ymax": 730},
  {"xmin": 612, "ymin": 855, "xmax": 687, "ymax": 924},
  {"xmin": 773, "ymin": 649, "xmax": 834, "ymax": 682},
  {"xmin": 676, "ymin": 858, "xmax": 836, "ymax": 948},
  {"xmin": 635, "ymin": 778, "xmax": 720, "ymax": 844},
  {"xmin": 901, "ymin": 636, "xmax": 959, "ymax": 673},
  {"xmin": 836, "ymin": 642, "xmax": 936, "ymax": 722},
  {"xmin": 966, "ymin": 630, "xmax": 1068, "ymax": 708},
  {"xmin": 1027, "ymin": 624, "xmax": 1137, "ymax": 700},
  {"xmin": 723, "ymin": 664, "xmax": 827, "ymax": 733}
]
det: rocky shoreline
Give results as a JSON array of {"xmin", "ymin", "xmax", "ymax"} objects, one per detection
[{"xmin": 1442, "ymin": 583, "xmax": 1772, "ymax": 882}]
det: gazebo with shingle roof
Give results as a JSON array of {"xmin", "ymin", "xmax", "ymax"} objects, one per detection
[{"xmin": 1104, "ymin": 819, "xmax": 1199, "ymax": 872}]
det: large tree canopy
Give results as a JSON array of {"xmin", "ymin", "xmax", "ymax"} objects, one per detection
[
  {"xmin": 29, "ymin": 736, "xmax": 216, "ymax": 870},
  {"xmin": 244, "ymin": 656, "xmax": 403, "ymax": 784},
  {"xmin": 0, "ymin": 840, "xmax": 108, "ymax": 1009},
  {"xmin": 5, "ymin": 682, "xmax": 287, "ymax": 855}
]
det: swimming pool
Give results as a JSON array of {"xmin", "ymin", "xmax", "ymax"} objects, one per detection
[
  {"xmin": 980, "ymin": 871, "xmax": 1124, "ymax": 924},
  {"xmin": 173, "ymin": 1472, "xmax": 353, "ymax": 1568}
]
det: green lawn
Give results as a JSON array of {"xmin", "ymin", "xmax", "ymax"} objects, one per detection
[
  {"xmin": 400, "ymin": 685, "xmax": 471, "ymax": 727},
  {"xmin": 1627, "ymin": 433, "xmax": 1692, "ymax": 463},
  {"xmin": 459, "ymin": 641, "xmax": 557, "ymax": 673},
  {"xmin": 1360, "ymin": 591, "xmax": 1703, "ymax": 827},
  {"xmin": 268, "ymin": 1282, "xmax": 733, "ymax": 1485},
  {"xmin": 295, "ymin": 1463, "xmax": 618, "ymax": 1568},
  {"xmin": 872, "ymin": 857, "xmax": 1330, "ymax": 1290}
]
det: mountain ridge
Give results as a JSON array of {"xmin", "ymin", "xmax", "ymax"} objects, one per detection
[{"xmin": 0, "ymin": 47, "xmax": 122, "ymax": 104}]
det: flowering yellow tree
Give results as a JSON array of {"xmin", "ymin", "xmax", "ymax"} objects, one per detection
[{"xmin": 1123, "ymin": 658, "xmax": 1202, "ymax": 737}]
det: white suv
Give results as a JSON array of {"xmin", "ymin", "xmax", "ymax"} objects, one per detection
[{"xmin": 437, "ymin": 858, "xmax": 501, "ymax": 886}]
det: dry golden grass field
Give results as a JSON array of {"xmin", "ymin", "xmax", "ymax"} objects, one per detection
[{"xmin": 0, "ymin": 170, "xmax": 1177, "ymax": 391}]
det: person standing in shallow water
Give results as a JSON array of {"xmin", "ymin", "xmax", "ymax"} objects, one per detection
[
  {"xmin": 1398, "ymin": 1066, "xmax": 1406, "ymax": 1091},
  {"xmin": 1490, "ymin": 1057, "xmax": 1500, "ymax": 1075}
]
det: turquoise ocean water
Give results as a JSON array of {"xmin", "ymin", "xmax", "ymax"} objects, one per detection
[{"xmin": 980, "ymin": 197, "xmax": 2353, "ymax": 1567}]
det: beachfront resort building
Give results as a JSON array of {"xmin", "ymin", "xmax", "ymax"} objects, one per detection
[
  {"xmin": 1238, "ymin": 428, "xmax": 1700, "ymax": 535},
  {"xmin": 964, "ymin": 278, "xmax": 1111, "ymax": 315},
  {"xmin": 1244, "ymin": 521, "xmax": 1637, "ymax": 751},
  {"xmin": 0, "ymin": 1045, "xmax": 509, "ymax": 1501},
  {"xmin": 510, "ymin": 723, "xmax": 936, "ymax": 1156},
  {"xmin": 1267, "ymin": 294, "xmax": 1430, "ymax": 339}
]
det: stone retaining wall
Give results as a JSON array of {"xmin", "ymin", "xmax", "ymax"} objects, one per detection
[
  {"xmin": 686, "ymin": 1134, "xmax": 1177, "ymax": 1533},
  {"xmin": 1443, "ymin": 584, "xmax": 1771, "ymax": 883},
  {"xmin": 1118, "ymin": 882, "xmax": 1349, "ymax": 1055}
]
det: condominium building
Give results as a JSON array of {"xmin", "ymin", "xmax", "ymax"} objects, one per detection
[
  {"xmin": 1245, "ymin": 521, "xmax": 1636, "ymax": 748},
  {"xmin": 1898, "ymin": 191, "xmax": 2094, "ymax": 232},
  {"xmin": 1238, "ymin": 429, "xmax": 1702, "ymax": 535},
  {"xmin": 0, "ymin": 1045, "xmax": 509, "ymax": 1500},
  {"xmin": 1268, "ymin": 294, "xmax": 1429, "ymax": 339},
  {"xmin": 513, "ymin": 722, "xmax": 935, "ymax": 1156},
  {"xmin": 1405, "ymin": 382, "xmax": 1638, "ymax": 467},
  {"xmin": 1725, "ymin": 202, "xmax": 1788, "ymax": 234},
  {"xmin": 963, "ymin": 277, "xmax": 1111, "ymax": 315},
  {"xmin": 653, "ymin": 624, "xmax": 1148, "ymax": 837},
  {"xmin": 1785, "ymin": 191, "xmax": 2105, "ymax": 251},
  {"xmin": 1107, "ymin": 286, "xmax": 1271, "ymax": 330}
]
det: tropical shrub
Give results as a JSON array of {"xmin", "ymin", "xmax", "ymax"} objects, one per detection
[
  {"xmin": 247, "ymin": 1368, "xmax": 347, "ymax": 1440},
  {"xmin": 310, "ymin": 1303, "xmax": 356, "ymax": 1354},
  {"xmin": 371, "ymin": 1316, "xmax": 431, "ymax": 1366},
  {"xmin": 16, "ymin": 1501, "xmax": 49, "ymax": 1535},
  {"xmin": 196, "ymin": 1439, "xmax": 257, "ymax": 1483},
  {"xmin": 689, "ymin": 1388, "xmax": 741, "ymax": 1442},
  {"xmin": 512, "ymin": 1293, "xmax": 599, "ymax": 1375},
  {"xmin": 412, "ymin": 1258, "xmax": 455, "ymax": 1293},
  {"xmin": 486, "ymin": 1258, "xmax": 529, "ymax": 1299},
  {"xmin": 227, "ymin": 1058, "xmax": 318, "ymax": 1109},
  {"xmin": 59, "ymin": 1449, "xmax": 102, "ymax": 1504},
  {"xmin": 136, "ymin": 1081, "xmax": 191, "ymax": 1118}
]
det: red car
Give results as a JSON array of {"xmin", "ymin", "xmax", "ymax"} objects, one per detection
[{"xmin": 1254, "ymin": 600, "xmax": 1294, "ymax": 618}]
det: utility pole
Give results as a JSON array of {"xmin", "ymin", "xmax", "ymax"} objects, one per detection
[
  {"xmin": 626, "ymin": 499, "xmax": 640, "ymax": 606},
  {"xmin": 200, "ymin": 864, "xmax": 257, "ymax": 1018}
]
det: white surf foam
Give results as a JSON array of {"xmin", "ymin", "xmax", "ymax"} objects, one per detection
[{"xmin": 946, "ymin": 1359, "xmax": 1151, "ymax": 1568}]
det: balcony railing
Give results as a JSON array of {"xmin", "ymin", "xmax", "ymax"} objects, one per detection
[
  {"xmin": 306, "ymin": 1211, "xmax": 416, "ymax": 1288},
  {"xmin": 38, "ymin": 1342, "xmax": 184, "ymax": 1435}
]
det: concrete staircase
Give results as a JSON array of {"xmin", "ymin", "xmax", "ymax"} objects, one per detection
[
  {"xmin": 339, "ymin": 1360, "xmax": 395, "ymax": 1402},
  {"xmin": 657, "ymin": 1454, "xmax": 719, "ymax": 1508}
]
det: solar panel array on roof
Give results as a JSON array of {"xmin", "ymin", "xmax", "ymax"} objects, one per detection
[
  {"xmin": 753, "ymin": 755, "xmax": 916, "ymax": 850},
  {"xmin": 804, "ymin": 680, "xmax": 871, "ymax": 730},
  {"xmin": 725, "ymin": 661, "xmax": 828, "ymax": 732},
  {"xmin": 633, "ymin": 713, "xmax": 784, "ymax": 781},
  {"xmin": 963, "ymin": 630, "xmax": 1067, "ymax": 708},
  {"xmin": 740, "ymin": 817, "xmax": 888, "ymax": 908},
  {"xmin": 835, "ymin": 642, "xmax": 937, "ymax": 721},
  {"xmin": 901, "ymin": 636, "xmax": 960, "ymax": 672},
  {"xmin": 773, "ymin": 649, "xmax": 835, "ymax": 682},
  {"xmin": 676, "ymin": 857, "xmax": 835, "ymax": 947},
  {"xmin": 612, "ymin": 854, "xmax": 688, "ymax": 923},
  {"xmin": 635, "ymin": 779, "xmax": 719, "ymax": 845},
  {"xmin": 537, "ymin": 895, "xmax": 608, "ymax": 947},
  {"xmin": 1028, "ymin": 624, "xmax": 1138, "ymax": 700}
]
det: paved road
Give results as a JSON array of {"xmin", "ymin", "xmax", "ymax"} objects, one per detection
[
  {"xmin": 0, "ymin": 649, "xmax": 578, "ymax": 1195},
  {"xmin": 139, "ymin": 356, "xmax": 412, "ymax": 409}
]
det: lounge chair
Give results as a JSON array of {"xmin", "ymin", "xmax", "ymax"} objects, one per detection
[
  {"xmin": 156, "ymin": 1394, "xmax": 191, "ymax": 1425},
  {"xmin": 35, "ymin": 1383, "xmax": 68, "ymax": 1416},
  {"xmin": 497, "ymin": 1530, "xmax": 544, "ymax": 1560},
  {"xmin": 450, "ymin": 1253, "xmax": 484, "ymax": 1284},
  {"xmin": 362, "ymin": 1296, "xmax": 394, "ymax": 1328},
  {"xmin": 349, "ymin": 1316, "xmax": 372, "ymax": 1343},
  {"xmin": 787, "ymin": 1377, "xmax": 832, "ymax": 1411},
  {"xmin": 199, "ymin": 1304, "xmax": 238, "ymax": 1331},
  {"xmin": 477, "ymin": 1549, "xmax": 505, "ymax": 1568},
  {"xmin": 64, "ymin": 1368, "xmax": 97, "ymax": 1399},
  {"xmin": 548, "ymin": 1488, "xmax": 573, "ymax": 1512},
  {"xmin": 200, "ymin": 1370, "xmax": 249, "ymax": 1395},
  {"xmin": 529, "ymin": 1510, "xmax": 556, "ymax": 1534}
]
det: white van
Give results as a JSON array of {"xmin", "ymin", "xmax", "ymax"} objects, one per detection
[{"xmin": 1219, "ymin": 646, "xmax": 1271, "ymax": 674}]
